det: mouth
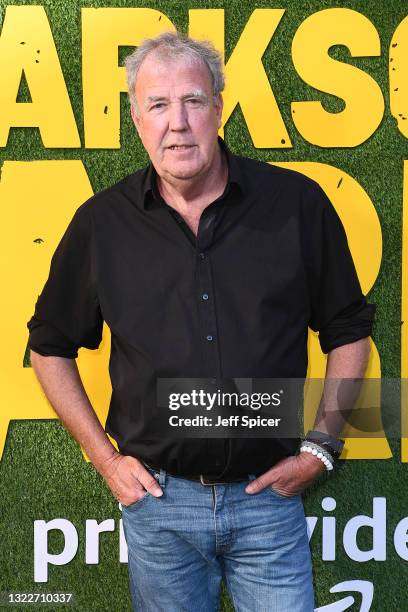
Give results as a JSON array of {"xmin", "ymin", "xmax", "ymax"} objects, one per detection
[{"xmin": 167, "ymin": 144, "xmax": 196, "ymax": 151}]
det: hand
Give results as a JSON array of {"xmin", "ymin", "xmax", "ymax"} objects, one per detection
[
  {"xmin": 97, "ymin": 453, "xmax": 163, "ymax": 506},
  {"xmin": 245, "ymin": 452, "xmax": 326, "ymax": 496}
]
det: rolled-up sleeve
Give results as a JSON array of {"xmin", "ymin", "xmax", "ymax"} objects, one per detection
[
  {"xmin": 27, "ymin": 202, "xmax": 103, "ymax": 358},
  {"xmin": 304, "ymin": 182, "xmax": 376, "ymax": 354}
]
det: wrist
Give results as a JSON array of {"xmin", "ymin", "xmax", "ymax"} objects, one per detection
[
  {"xmin": 297, "ymin": 449, "xmax": 327, "ymax": 475},
  {"xmin": 299, "ymin": 441, "xmax": 334, "ymax": 472},
  {"xmin": 93, "ymin": 449, "xmax": 121, "ymax": 478}
]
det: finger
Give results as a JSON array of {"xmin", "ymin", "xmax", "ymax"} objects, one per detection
[
  {"xmin": 136, "ymin": 466, "xmax": 163, "ymax": 497},
  {"xmin": 120, "ymin": 488, "xmax": 148, "ymax": 506},
  {"xmin": 114, "ymin": 482, "xmax": 144, "ymax": 500},
  {"xmin": 271, "ymin": 487, "xmax": 301, "ymax": 497},
  {"xmin": 112, "ymin": 476, "xmax": 146, "ymax": 501},
  {"xmin": 245, "ymin": 474, "xmax": 271, "ymax": 494}
]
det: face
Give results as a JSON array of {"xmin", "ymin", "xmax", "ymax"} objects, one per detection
[{"xmin": 131, "ymin": 52, "xmax": 223, "ymax": 186}]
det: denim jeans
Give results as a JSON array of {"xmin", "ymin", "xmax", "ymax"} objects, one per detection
[{"xmin": 121, "ymin": 466, "xmax": 314, "ymax": 612}]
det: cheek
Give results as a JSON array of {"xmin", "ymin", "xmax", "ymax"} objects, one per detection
[
  {"xmin": 140, "ymin": 119, "xmax": 166, "ymax": 145},
  {"xmin": 143, "ymin": 135, "xmax": 165, "ymax": 160},
  {"xmin": 193, "ymin": 113, "xmax": 220, "ymax": 136}
]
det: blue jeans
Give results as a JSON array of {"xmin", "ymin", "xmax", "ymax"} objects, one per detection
[{"xmin": 121, "ymin": 466, "xmax": 314, "ymax": 611}]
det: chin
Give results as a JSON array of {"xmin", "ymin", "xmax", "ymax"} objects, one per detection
[{"xmin": 166, "ymin": 164, "xmax": 204, "ymax": 181}]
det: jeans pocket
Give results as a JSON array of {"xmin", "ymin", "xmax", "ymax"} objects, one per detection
[{"xmin": 122, "ymin": 490, "xmax": 150, "ymax": 510}]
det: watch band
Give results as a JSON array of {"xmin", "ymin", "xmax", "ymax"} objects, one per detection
[{"xmin": 304, "ymin": 430, "xmax": 344, "ymax": 460}]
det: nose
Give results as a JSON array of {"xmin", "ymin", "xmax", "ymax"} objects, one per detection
[{"xmin": 168, "ymin": 101, "xmax": 189, "ymax": 131}]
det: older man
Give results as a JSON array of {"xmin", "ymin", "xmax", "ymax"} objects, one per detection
[{"xmin": 28, "ymin": 32, "xmax": 374, "ymax": 611}]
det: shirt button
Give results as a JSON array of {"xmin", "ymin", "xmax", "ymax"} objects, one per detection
[
  {"xmin": 202, "ymin": 293, "xmax": 209, "ymax": 300},
  {"xmin": 206, "ymin": 335, "xmax": 213, "ymax": 342},
  {"xmin": 199, "ymin": 252, "xmax": 205, "ymax": 259}
]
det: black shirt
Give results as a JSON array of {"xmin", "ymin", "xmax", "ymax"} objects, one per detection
[{"xmin": 27, "ymin": 139, "xmax": 375, "ymax": 478}]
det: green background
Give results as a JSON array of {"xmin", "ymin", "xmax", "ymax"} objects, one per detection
[{"xmin": 1, "ymin": 1, "xmax": 407, "ymax": 610}]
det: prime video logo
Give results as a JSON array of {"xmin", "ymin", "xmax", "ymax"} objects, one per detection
[
  {"xmin": 31, "ymin": 496, "xmax": 406, "ymax": 611},
  {"xmin": 315, "ymin": 580, "xmax": 373, "ymax": 611}
]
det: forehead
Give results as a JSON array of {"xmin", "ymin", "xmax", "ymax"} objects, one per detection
[{"xmin": 135, "ymin": 52, "xmax": 213, "ymax": 97}]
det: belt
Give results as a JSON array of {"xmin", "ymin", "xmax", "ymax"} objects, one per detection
[{"xmin": 143, "ymin": 462, "xmax": 250, "ymax": 486}]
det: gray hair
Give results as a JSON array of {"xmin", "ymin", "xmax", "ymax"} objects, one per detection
[{"xmin": 124, "ymin": 31, "xmax": 225, "ymax": 113}]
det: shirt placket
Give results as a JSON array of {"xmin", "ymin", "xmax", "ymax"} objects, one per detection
[{"xmin": 196, "ymin": 207, "xmax": 227, "ymax": 474}]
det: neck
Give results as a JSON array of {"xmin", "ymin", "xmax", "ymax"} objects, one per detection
[{"xmin": 157, "ymin": 144, "xmax": 228, "ymax": 215}]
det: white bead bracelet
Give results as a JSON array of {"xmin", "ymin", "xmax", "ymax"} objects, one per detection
[{"xmin": 300, "ymin": 442, "xmax": 334, "ymax": 471}]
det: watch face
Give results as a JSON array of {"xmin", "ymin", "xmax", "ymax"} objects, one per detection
[
  {"xmin": 306, "ymin": 431, "xmax": 344, "ymax": 450},
  {"xmin": 322, "ymin": 442, "xmax": 341, "ymax": 457},
  {"xmin": 320, "ymin": 441, "xmax": 332, "ymax": 451},
  {"xmin": 304, "ymin": 431, "xmax": 344, "ymax": 457}
]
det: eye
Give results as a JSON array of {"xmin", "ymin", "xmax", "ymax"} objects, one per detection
[
  {"xmin": 150, "ymin": 102, "xmax": 166, "ymax": 111},
  {"xmin": 186, "ymin": 97, "xmax": 204, "ymax": 106}
]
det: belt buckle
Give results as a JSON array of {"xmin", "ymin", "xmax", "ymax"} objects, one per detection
[{"xmin": 200, "ymin": 474, "xmax": 229, "ymax": 486}]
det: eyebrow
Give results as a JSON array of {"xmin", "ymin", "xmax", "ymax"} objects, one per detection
[
  {"xmin": 144, "ymin": 90, "xmax": 209, "ymax": 108},
  {"xmin": 182, "ymin": 90, "xmax": 209, "ymax": 101},
  {"xmin": 145, "ymin": 96, "xmax": 167, "ymax": 107}
]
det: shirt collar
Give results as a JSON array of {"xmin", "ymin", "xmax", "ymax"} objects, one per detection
[{"xmin": 141, "ymin": 136, "xmax": 245, "ymax": 210}]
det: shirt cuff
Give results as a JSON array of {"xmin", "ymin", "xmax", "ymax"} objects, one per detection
[
  {"xmin": 318, "ymin": 299, "xmax": 376, "ymax": 354},
  {"xmin": 27, "ymin": 316, "xmax": 79, "ymax": 359}
]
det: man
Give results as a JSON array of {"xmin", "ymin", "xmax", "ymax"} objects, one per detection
[{"xmin": 27, "ymin": 32, "xmax": 375, "ymax": 611}]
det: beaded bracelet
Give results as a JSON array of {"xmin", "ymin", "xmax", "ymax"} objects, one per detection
[{"xmin": 300, "ymin": 441, "xmax": 334, "ymax": 471}]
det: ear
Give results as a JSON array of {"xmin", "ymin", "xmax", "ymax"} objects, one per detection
[{"xmin": 214, "ymin": 93, "xmax": 223, "ymax": 130}]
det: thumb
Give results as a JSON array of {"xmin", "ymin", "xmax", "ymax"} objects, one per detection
[
  {"xmin": 137, "ymin": 468, "xmax": 164, "ymax": 498},
  {"xmin": 245, "ymin": 473, "xmax": 274, "ymax": 495}
]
